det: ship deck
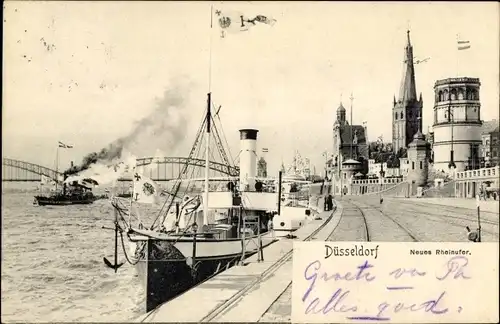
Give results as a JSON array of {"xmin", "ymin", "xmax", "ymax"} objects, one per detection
[{"xmin": 135, "ymin": 203, "xmax": 332, "ymax": 323}]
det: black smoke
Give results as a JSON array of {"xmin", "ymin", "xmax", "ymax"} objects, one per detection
[{"xmin": 65, "ymin": 80, "xmax": 192, "ymax": 176}]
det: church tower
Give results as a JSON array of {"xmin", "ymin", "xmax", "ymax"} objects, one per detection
[
  {"xmin": 333, "ymin": 101, "xmax": 347, "ymax": 169},
  {"xmin": 392, "ymin": 30, "xmax": 423, "ymax": 154}
]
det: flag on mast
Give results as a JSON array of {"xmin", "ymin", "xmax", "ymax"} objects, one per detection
[
  {"xmin": 58, "ymin": 141, "xmax": 73, "ymax": 148},
  {"xmin": 214, "ymin": 9, "xmax": 276, "ymax": 38},
  {"xmin": 457, "ymin": 39, "xmax": 471, "ymax": 50},
  {"xmin": 132, "ymin": 172, "xmax": 159, "ymax": 204}
]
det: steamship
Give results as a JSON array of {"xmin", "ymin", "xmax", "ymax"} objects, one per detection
[
  {"xmin": 105, "ymin": 98, "xmax": 318, "ymax": 312},
  {"xmin": 34, "ymin": 154, "xmax": 98, "ymax": 206},
  {"xmin": 34, "ymin": 182, "xmax": 96, "ymax": 206}
]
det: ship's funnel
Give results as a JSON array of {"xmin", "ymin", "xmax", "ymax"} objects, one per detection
[{"xmin": 239, "ymin": 129, "xmax": 259, "ymax": 192}]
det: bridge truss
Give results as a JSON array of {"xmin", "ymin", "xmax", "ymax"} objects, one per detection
[
  {"xmin": 2, "ymin": 157, "xmax": 239, "ymax": 182},
  {"xmin": 2, "ymin": 158, "xmax": 63, "ymax": 182}
]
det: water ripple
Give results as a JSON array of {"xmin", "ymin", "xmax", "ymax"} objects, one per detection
[{"xmin": 1, "ymin": 191, "xmax": 144, "ymax": 322}]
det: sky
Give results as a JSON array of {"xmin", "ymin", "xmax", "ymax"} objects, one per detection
[{"xmin": 3, "ymin": 1, "xmax": 499, "ymax": 175}]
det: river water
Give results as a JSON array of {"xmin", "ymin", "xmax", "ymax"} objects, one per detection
[{"xmin": 1, "ymin": 183, "xmax": 145, "ymax": 322}]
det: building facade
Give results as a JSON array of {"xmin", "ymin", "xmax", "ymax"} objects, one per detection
[
  {"xmin": 480, "ymin": 121, "xmax": 499, "ymax": 167},
  {"xmin": 257, "ymin": 157, "xmax": 267, "ymax": 178},
  {"xmin": 406, "ymin": 131, "xmax": 431, "ymax": 187},
  {"xmin": 490, "ymin": 127, "xmax": 500, "ymax": 166},
  {"xmin": 331, "ymin": 100, "xmax": 370, "ymax": 195},
  {"xmin": 432, "ymin": 77, "xmax": 483, "ymax": 173},
  {"xmin": 332, "ymin": 102, "xmax": 369, "ymax": 175},
  {"xmin": 392, "ymin": 31, "xmax": 423, "ymax": 154}
]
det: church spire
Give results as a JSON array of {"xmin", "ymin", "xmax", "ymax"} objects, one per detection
[{"xmin": 398, "ymin": 30, "xmax": 417, "ymax": 102}]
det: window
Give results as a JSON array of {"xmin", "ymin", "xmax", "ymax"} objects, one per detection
[
  {"xmin": 420, "ymin": 161, "xmax": 423, "ymax": 169},
  {"xmin": 400, "ymin": 112, "xmax": 404, "ymax": 119},
  {"xmin": 395, "ymin": 112, "xmax": 398, "ymax": 120},
  {"xmin": 412, "ymin": 162, "xmax": 415, "ymax": 170}
]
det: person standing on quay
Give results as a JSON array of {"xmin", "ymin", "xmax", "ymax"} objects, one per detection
[
  {"xmin": 268, "ymin": 217, "xmax": 275, "ymax": 238},
  {"xmin": 326, "ymin": 194, "xmax": 333, "ymax": 211}
]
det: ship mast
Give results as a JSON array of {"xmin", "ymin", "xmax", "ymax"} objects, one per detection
[
  {"xmin": 204, "ymin": 94, "xmax": 211, "ymax": 226},
  {"xmin": 55, "ymin": 143, "xmax": 59, "ymax": 192},
  {"xmin": 203, "ymin": 5, "xmax": 214, "ymax": 227}
]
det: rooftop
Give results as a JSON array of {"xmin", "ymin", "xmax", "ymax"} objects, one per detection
[
  {"xmin": 482, "ymin": 120, "xmax": 499, "ymax": 134},
  {"xmin": 434, "ymin": 77, "xmax": 481, "ymax": 87}
]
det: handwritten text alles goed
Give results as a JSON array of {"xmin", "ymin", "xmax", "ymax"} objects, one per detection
[{"xmin": 301, "ymin": 256, "xmax": 470, "ymax": 321}]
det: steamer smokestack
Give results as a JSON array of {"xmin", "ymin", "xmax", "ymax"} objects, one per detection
[{"xmin": 239, "ymin": 129, "xmax": 259, "ymax": 192}]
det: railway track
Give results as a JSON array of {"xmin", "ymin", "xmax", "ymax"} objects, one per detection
[
  {"xmin": 201, "ymin": 205, "xmax": 338, "ymax": 322},
  {"xmin": 326, "ymin": 199, "xmax": 370, "ymax": 242},
  {"xmin": 394, "ymin": 204, "xmax": 499, "ymax": 238},
  {"xmin": 349, "ymin": 198, "xmax": 498, "ymax": 240},
  {"xmin": 347, "ymin": 198, "xmax": 419, "ymax": 242},
  {"xmin": 398, "ymin": 200, "xmax": 499, "ymax": 225}
]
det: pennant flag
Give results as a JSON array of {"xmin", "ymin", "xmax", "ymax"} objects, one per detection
[
  {"xmin": 132, "ymin": 173, "xmax": 159, "ymax": 204},
  {"xmin": 58, "ymin": 141, "xmax": 73, "ymax": 148},
  {"xmin": 214, "ymin": 9, "xmax": 276, "ymax": 38},
  {"xmin": 457, "ymin": 39, "xmax": 471, "ymax": 50}
]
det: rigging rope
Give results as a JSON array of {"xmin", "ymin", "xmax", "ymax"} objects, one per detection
[
  {"xmin": 149, "ymin": 112, "xmax": 207, "ymax": 229},
  {"xmin": 157, "ymin": 131, "xmax": 205, "ymax": 229}
]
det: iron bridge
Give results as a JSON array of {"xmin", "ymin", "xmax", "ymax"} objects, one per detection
[{"xmin": 2, "ymin": 157, "xmax": 239, "ymax": 182}]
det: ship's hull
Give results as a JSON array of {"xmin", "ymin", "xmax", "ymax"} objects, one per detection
[
  {"xmin": 131, "ymin": 234, "xmax": 276, "ymax": 312},
  {"xmin": 34, "ymin": 196, "xmax": 95, "ymax": 206}
]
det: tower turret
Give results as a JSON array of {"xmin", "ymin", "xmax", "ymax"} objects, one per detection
[
  {"xmin": 407, "ymin": 131, "xmax": 430, "ymax": 187},
  {"xmin": 336, "ymin": 101, "xmax": 347, "ymax": 125},
  {"xmin": 432, "ymin": 77, "xmax": 482, "ymax": 173}
]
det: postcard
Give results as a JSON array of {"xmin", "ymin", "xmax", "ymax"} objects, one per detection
[{"xmin": 2, "ymin": 1, "xmax": 499, "ymax": 323}]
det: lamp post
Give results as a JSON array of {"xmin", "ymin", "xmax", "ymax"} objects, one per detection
[
  {"xmin": 191, "ymin": 221, "xmax": 198, "ymax": 276},
  {"xmin": 322, "ymin": 151, "xmax": 329, "ymax": 181},
  {"xmin": 446, "ymin": 105, "xmax": 456, "ymax": 171},
  {"xmin": 379, "ymin": 164, "xmax": 385, "ymax": 204}
]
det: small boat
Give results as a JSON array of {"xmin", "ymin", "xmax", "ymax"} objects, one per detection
[
  {"xmin": 34, "ymin": 143, "xmax": 99, "ymax": 206},
  {"xmin": 34, "ymin": 181, "xmax": 96, "ymax": 206}
]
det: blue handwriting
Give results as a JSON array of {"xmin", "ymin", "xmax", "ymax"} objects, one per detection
[
  {"xmin": 347, "ymin": 316, "xmax": 390, "ymax": 321},
  {"xmin": 376, "ymin": 291, "xmax": 449, "ymax": 318},
  {"xmin": 302, "ymin": 260, "xmax": 376, "ymax": 303},
  {"xmin": 436, "ymin": 256, "xmax": 471, "ymax": 281},
  {"xmin": 386, "ymin": 286, "xmax": 413, "ymax": 290},
  {"xmin": 389, "ymin": 267, "xmax": 426, "ymax": 279},
  {"xmin": 305, "ymin": 288, "xmax": 358, "ymax": 315}
]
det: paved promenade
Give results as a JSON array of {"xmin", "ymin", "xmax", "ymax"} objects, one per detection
[{"xmin": 400, "ymin": 197, "xmax": 499, "ymax": 214}]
